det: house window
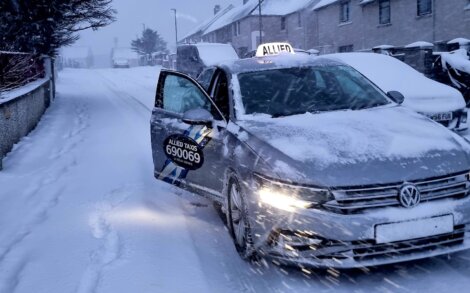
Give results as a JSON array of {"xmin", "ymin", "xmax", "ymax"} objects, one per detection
[
  {"xmin": 233, "ymin": 21, "xmax": 241, "ymax": 36},
  {"xmin": 338, "ymin": 45, "xmax": 354, "ymax": 52},
  {"xmin": 417, "ymin": 0, "xmax": 432, "ymax": 16},
  {"xmin": 297, "ymin": 13, "xmax": 302, "ymax": 27},
  {"xmin": 281, "ymin": 17, "xmax": 286, "ymax": 31},
  {"xmin": 340, "ymin": 1, "xmax": 350, "ymax": 23},
  {"xmin": 379, "ymin": 0, "xmax": 391, "ymax": 24}
]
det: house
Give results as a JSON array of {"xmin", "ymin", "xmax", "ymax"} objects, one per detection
[
  {"xmin": 180, "ymin": 4, "xmax": 235, "ymax": 44},
  {"xmin": 181, "ymin": 0, "xmax": 319, "ymax": 56},
  {"xmin": 311, "ymin": 0, "xmax": 470, "ymax": 53}
]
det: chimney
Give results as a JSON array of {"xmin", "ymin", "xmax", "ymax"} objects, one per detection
[{"xmin": 214, "ymin": 5, "xmax": 221, "ymax": 15}]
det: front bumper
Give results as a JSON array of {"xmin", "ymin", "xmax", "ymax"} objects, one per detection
[{"xmin": 251, "ymin": 197, "xmax": 470, "ymax": 269}]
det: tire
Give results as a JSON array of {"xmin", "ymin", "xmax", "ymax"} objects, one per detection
[{"xmin": 227, "ymin": 176, "xmax": 255, "ymax": 260}]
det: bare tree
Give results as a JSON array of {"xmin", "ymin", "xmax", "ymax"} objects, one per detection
[{"xmin": 0, "ymin": 0, "xmax": 116, "ymax": 56}]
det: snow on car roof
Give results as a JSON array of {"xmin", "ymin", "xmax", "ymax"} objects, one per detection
[
  {"xmin": 219, "ymin": 54, "xmax": 341, "ymax": 74},
  {"xmin": 112, "ymin": 47, "xmax": 138, "ymax": 59},
  {"xmin": 326, "ymin": 53, "xmax": 465, "ymax": 113},
  {"xmin": 194, "ymin": 43, "xmax": 239, "ymax": 66}
]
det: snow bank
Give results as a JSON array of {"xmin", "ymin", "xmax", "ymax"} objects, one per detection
[{"xmin": 326, "ymin": 53, "xmax": 465, "ymax": 113}]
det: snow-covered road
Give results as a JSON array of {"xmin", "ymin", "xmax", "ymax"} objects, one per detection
[{"xmin": 1, "ymin": 67, "xmax": 470, "ymax": 293}]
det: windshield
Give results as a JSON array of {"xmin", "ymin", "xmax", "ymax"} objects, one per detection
[{"xmin": 238, "ymin": 65, "xmax": 390, "ymax": 117}]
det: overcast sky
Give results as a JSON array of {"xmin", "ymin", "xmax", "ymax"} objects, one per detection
[{"xmin": 75, "ymin": 0, "xmax": 241, "ymax": 56}]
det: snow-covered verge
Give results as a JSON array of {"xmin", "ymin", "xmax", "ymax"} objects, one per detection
[{"xmin": 1, "ymin": 67, "xmax": 470, "ymax": 292}]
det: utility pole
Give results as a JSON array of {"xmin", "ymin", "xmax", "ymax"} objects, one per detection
[
  {"xmin": 171, "ymin": 9, "xmax": 178, "ymax": 47},
  {"xmin": 258, "ymin": 0, "xmax": 263, "ymax": 45}
]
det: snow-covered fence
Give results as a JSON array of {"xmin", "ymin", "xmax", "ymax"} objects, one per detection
[{"xmin": 0, "ymin": 57, "xmax": 55, "ymax": 170}]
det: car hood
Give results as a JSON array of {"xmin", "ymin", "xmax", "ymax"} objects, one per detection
[{"xmin": 236, "ymin": 106, "xmax": 470, "ymax": 187}]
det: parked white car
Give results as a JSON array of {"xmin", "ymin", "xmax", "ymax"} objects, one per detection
[{"xmin": 325, "ymin": 53, "xmax": 468, "ymax": 131}]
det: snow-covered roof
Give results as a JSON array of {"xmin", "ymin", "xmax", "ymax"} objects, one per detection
[
  {"xmin": 61, "ymin": 47, "xmax": 91, "ymax": 59},
  {"xmin": 204, "ymin": 0, "xmax": 316, "ymax": 35},
  {"xmin": 204, "ymin": 1, "xmax": 259, "ymax": 35},
  {"xmin": 359, "ymin": 0, "xmax": 375, "ymax": 5},
  {"xmin": 313, "ymin": 0, "xmax": 338, "ymax": 10},
  {"xmin": 448, "ymin": 38, "xmax": 470, "ymax": 45},
  {"xmin": 251, "ymin": 0, "xmax": 315, "ymax": 16},
  {"xmin": 180, "ymin": 5, "xmax": 235, "ymax": 41},
  {"xmin": 405, "ymin": 41, "xmax": 434, "ymax": 49}
]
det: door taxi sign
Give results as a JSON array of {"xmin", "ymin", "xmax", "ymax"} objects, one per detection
[{"xmin": 256, "ymin": 42, "xmax": 295, "ymax": 57}]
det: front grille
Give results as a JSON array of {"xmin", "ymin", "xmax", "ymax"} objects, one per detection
[
  {"xmin": 352, "ymin": 225, "xmax": 466, "ymax": 261},
  {"xmin": 324, "ymin": 171, "xmax": 470, "ymax": 213},
  {"xmin": 314, "ymin": 225, "xmax": 467, "ymax": 262}
]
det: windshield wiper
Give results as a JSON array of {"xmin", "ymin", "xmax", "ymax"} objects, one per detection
[{"xmin": 271, "ymin": 111, "xmax": 307, "ymax": 118}]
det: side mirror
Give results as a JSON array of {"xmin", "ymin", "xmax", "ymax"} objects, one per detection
[
  {"xmin": 182, "ymin": 108, "xmax": 214, "ymax": 126},
  {"xmin": 387, "ymin": 91, "xmax": 405, "ymax": 105}
]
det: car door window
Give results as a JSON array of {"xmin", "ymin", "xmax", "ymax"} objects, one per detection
[
  {"xmin": 197, "ymin": 68, "xmax": 216, "ymax": 91},
  {"xmin": 162, "ymin": 75, "xmax": 212, "ymax": 114},
  {"xmin": 211, "ymin": 71, "xmax": 230, "ymax": 120}
]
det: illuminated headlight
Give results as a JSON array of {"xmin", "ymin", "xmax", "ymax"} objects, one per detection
[
  {"xmin": 255, "ymin": 174, "xmax": 333, "ymax": 212},
  {"xmin": 259, "ymin": 188, "xmax": 312, "ymax": 212}
]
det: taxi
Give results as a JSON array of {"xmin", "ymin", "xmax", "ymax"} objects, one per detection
[{"xmin": 151, "ymin": 43, "xmax": 470, "ymax": 268}]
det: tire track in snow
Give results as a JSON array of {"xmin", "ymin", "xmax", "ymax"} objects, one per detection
[
  {"xmin": 76, "ymin": 188, "xmax": 131, "ymax": 293},
  {"xmin": 96, "ymin": 71, "xmax": 152, "ymax": 114}
]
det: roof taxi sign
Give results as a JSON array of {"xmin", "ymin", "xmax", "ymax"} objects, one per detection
[{"xmin": 256, "ymin": 42, "xmax": 295, "ymax": 57}]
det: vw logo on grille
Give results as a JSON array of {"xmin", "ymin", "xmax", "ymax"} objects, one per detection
[{"xmin": 399, "ymin": 184, "xmax": 421, "ymax": 208}]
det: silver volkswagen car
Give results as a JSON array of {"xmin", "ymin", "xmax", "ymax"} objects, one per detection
[{"xmin": 151, "ymin": 51, "xmax": 470, "ymax": 268}]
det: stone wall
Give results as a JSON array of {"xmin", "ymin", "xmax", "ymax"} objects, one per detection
[{"xmin": 0, "ymin": 79, "xmax": 53, "ymax": 170}]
